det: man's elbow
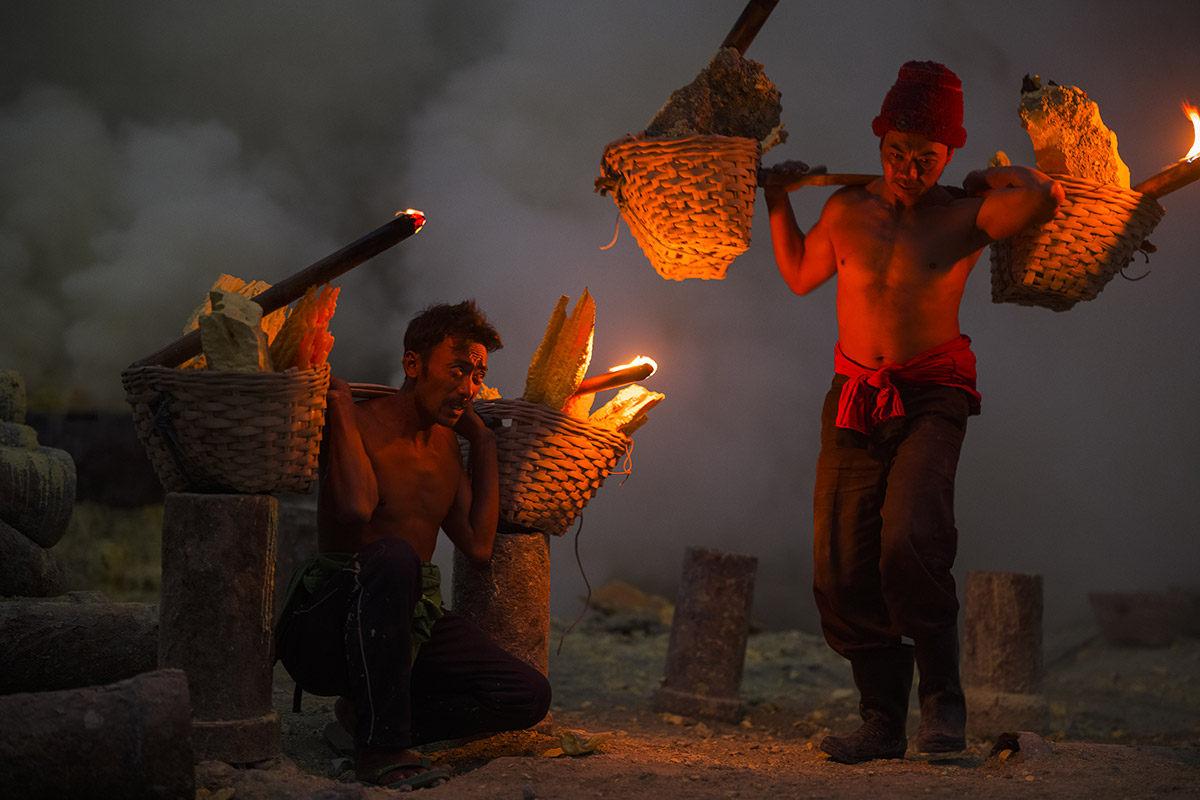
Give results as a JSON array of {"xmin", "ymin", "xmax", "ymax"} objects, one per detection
[{"xmin": 462, "ymin": 540, "xmax": 494, "ymax": 564}]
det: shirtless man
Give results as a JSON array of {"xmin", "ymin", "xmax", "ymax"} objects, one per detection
[
  {"xmin": 763, "ymin": 61, "xmax": 1063, "ymax": 764},
  {"xmin": 276, "ymin": 300, "xmax": 551, "ymax": 790}
]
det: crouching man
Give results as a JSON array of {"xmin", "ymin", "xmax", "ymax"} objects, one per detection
[{"xmin": 276, "ymin": 300, "xmax": 551, "ymax": 790}]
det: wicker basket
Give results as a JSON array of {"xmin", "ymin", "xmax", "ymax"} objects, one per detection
[
  {"xmin": 990, "ymin": 175, "xmax": 1165, "ymax": 311},
  {"xmin": 596, "ymin": 134, "xmax": 761, "ymax": 281},
  {"xmin": 475, "ymin": 398, "xmax": 631, "ymax": 537},
  {"xmin": 121, "ymin": 363, "xmax": 329, "ymax": 494}
]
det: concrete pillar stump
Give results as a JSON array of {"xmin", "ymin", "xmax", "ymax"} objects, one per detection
[
  {"xmin": 653, "ymin": 546, "xmax": 758, "ymax": 722},
  {"xmin": 963, "ymin": 570, "xmax": 1047, "ymax": 737},
  {"xmin": 451, "ymin": 530, "xmax": 551, "ymax": 678},
  {"xmin": 160, "ymin": 493, "xmax": 279, "ymax": 763}
]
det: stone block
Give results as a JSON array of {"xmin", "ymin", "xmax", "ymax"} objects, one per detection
[
  {"xmin": 0, "ymin": 597, "xmax": 158, "ymax": 693},
  {"xmin": 0, "ymin": 441, "xmax": 77, "ymax": 547},
  {"xmin": 0, "ymin": 518, "xmax": 68, "ymax": 597},
  {"xmin": 0, "ymin": 669, "xmax": 194, "ymax": 799}
]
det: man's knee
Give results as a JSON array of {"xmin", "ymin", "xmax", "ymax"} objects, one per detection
[{"xmin": 513, "ymin": 668, "xmax": 552, "ymax": 728}]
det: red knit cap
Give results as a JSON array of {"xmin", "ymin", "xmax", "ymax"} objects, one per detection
[{"xmin": 871, "ymin": 61, "xmax": 967, "ymax": 149}]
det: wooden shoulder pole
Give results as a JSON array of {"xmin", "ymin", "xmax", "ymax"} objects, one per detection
[
  {"xmin": 720, "ymin": 0, "xmax": 780, "ymax": 55},
  {"xmin": 128, "ymin": 211, "xmax": 425, "ymax": 369}
]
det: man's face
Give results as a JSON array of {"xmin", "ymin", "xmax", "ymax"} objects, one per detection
[
  {"xmin": 879, "ymin": 130, "xmax": 952, "ymax": 205},
  {"xmin": 409, "ymin": 335, "xmax": 488, "ymax": 427}
]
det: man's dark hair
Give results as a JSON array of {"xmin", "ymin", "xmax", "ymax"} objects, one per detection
[{"xmin": 403, "ymin": 300, "xmax": 502, "ymax": 360}]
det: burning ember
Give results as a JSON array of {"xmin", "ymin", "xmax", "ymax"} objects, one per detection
[
  {"xmin": 397, "ymin": 208, "xmax": 427, "ymax": 230},
  {"xmin": 1181, "ymin": 102, "xmax": 1200, "ymax": 162}
]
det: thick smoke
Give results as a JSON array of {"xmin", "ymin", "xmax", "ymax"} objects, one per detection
[{"xmin": 3, "ymin": 1, "xmax": 1199, "ymax": 632}]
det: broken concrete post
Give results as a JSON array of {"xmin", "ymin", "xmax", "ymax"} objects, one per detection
[
  {"xmin": 963, "ymin": 570, "xmax": 1047, "ymax": 737},
  {"xmin": 0, "ymin": 517, "xmax": 68, "ymax": 597},
  {"xmin": 160, "ymin": 493, "xmax": 280, "ymax": 763},
  {"xmin": 451, "ymin": 529, "xmax": 551, "ymax": 678},
  {"xmin": 0, "ymin": 597, "xmax": 158, "ymax": 693},
  {"xmin": 653, "ymin": 546, "xmax": 758, "ymax": 721},
  {"xmin": 0, "ymin": 668, "xmax": 194, "ymax": 799}
]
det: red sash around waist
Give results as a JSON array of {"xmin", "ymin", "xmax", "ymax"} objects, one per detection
[{"xmin": 834, "ymin": 335, "xmax": 982, "ymax": 434}]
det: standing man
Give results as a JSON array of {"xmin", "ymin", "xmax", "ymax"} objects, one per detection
[
  {"xmin": 763, "ymin": 61, "xmax": 1063, "ymax": 764},
  {"xmin": 276, "ymin": 300, "xmax": 551, "ymax": 790}
]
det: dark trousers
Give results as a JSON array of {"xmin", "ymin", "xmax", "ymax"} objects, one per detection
[
  {"xmin": 812, "ymin": 375, "xmax": 970, "ymax": 658},
  {"xmin": 276, "ymin": 538, "xmax": 551, "ymax": 749}
]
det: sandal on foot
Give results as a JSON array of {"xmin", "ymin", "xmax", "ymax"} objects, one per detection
[{"xmin": 358, "ymin": 759, "xmax": 449, "ymax": 790}]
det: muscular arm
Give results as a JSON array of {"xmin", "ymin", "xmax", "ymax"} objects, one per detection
[
  {"xmin": 317, "ymin": 376, "xmax": 379, "ymax": 527},
  {"xmin": 764, "ymin": 185, "xmax": 839, "ymax": 295},
  {"xmin": 440, "ymin": 405, "xmax": 499, "ymax": 564},
  {"xmin": 965, "ymin": 166, "xmax": 1065, "ymax": 244}
]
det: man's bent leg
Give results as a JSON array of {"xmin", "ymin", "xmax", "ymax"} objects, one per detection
[
  {"xmin": 343, "ymin": 539, "xmax": 425, "ymax": 750},
  {"xmin": 408, "ymin": 611, "xmax": 551, "ymax": 746}
]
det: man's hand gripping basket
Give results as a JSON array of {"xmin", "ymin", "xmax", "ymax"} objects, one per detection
[
  {"xmin": 121, "ymin": 364, "xmax": 330, "ymax": 494},
  {"xmin": 477, "ymin": 398, "xmax": 631, "ymax": 537},
  {"xmin": 990, "ymin": 175, "xmax": 1165, "ymax": 311},
  {"xmin": 595, "ymin": 134, "xmax": 761, "ymax": 281}
]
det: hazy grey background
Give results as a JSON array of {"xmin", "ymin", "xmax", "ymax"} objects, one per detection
[{"xmin": 3, "ymin": 1, "xmax": 1198, "ymax": 633}]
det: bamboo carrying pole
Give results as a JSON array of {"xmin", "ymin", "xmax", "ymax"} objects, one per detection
[
  {"xmin": 129, "ymin": 210, "xmax": 426, "ymax": 369},
  {"xmin": 759, "ymin": 171, "xmax": 877, "ymax": 191}
]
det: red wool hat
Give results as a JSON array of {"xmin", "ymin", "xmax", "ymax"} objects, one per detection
[{"xmin": 872, "ymin": 61, "xmax": 967, "ymax": 149}]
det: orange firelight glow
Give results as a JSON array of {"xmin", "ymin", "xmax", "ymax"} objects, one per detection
[
  {"xmin": 1183, "ymin": 103, "xmax": 1200, "ymax": 162},
  {"xmin": 609, "ymin": 356, "xmax": 658, "ymax": 376}
]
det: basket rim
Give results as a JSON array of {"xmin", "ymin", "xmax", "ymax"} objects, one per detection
[{"xmin": 475, "ymin": 397, "xmax": 632, "ymax": 447}]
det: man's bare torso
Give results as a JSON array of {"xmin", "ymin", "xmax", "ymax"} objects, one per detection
[
  {"xmin": 825, "ymin": 182, "xmax": 988, "ymax": 366},
  {"xmin": 317, "ymin": 395, "xmax": 463, "ymax": 562}
]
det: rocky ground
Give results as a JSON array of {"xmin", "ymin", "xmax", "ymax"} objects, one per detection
[{"xmin": 195, "ymin": 613, "xmax": 1200, "ymax": 800}]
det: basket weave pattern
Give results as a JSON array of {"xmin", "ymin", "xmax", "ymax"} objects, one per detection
[
  {"xmin": 990, "ymin": 175, "xmax": 1165, "ymax": 311},
  {"xmin": 122, "ymin": 363, "xmax": 329, "ymax": 494},
  {"xmin": 598, "ymin": 134, "xmax": 761, "ymax": 281},
  {"xmin": 475, "ymin": 398, "xmax": 631, "ymax": 537}
]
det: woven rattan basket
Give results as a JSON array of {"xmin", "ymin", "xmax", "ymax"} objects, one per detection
[
  {"xmin": 596, "ymin": 134, "xmax": 761, "ymax": 281},
  {"xmin": 122, "ymin": 363, "xmax": 329, "ymax": 494},
  {"xmin": 990, "ymin": 175, "xmax": 1165, "ymax": 311},
  {"xmin": 475, "ymin": 398, "xmax": 631, "ymax": 537}
]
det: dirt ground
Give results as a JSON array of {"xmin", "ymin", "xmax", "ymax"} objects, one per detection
[{"xmin": 195, "ymin": 614, "xmax": 1200, "ymax": 800}]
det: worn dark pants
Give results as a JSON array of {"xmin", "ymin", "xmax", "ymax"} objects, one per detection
[
  {"xmin": 276, "ymin": 538, "xmax": 551, "ymax": 749},
  {"xmin": 813, "ymin": 374, "xmax": 971, "ymax": 659}
]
